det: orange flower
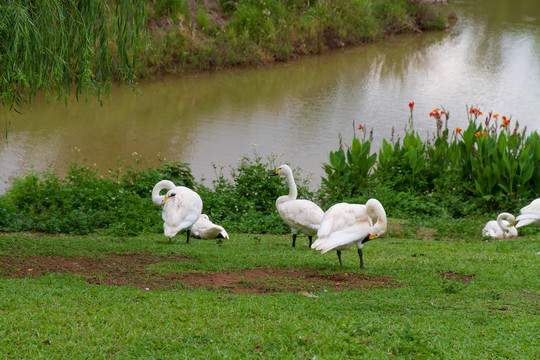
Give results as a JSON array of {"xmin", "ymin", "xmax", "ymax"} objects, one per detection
[
  {"xmin": 475, "ymin": 131, "xmax": 481, "ymax": 137},
  {"xmin": 430, "ymin": 108, "xmax": 441, "ymax": 119},
  {"xmin": 409, "ymin": 101, "xmax": 415, "ymax": 110},
  {"xmin": 482, "ymin": 131, "xmax": 487, "ymax": 136},
  {"xmin": 501, "ymin": 116, "xmax": 510, "ymax": 127},
  {"xmin": 493, "ymin": 113, "xmax": 499, "ymax": 119},
  {"xmin": 456, "ymin": 127, "xmax": 462, "ymax": 133},
  {"xmin": 357, "ymin": 124, "xmax": 363, "ymax": 130}
]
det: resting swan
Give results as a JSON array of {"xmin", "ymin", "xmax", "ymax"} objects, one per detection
[
  {"xmin": 270, "ymin": 164, "xmax": 324, "ymax": 247},
  {"xmin": 152, "ymin": 180, "xmax": 203, "ymax": 243},
  {"xmin": 311, "ymin": 199, "xmax": 387, "ymax": 268},
  {"xmin": 482, "ymin": 212, "xmax": 518, "ymax": 239},
  {"xmin": 515, "ymin": 198, "xmax": 540, "ymax": 228},
  {"xmin": 191, "ymin": 214, "xmax": 229, "ymax": 239}
]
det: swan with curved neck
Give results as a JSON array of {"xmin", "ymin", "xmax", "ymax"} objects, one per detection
[
  {"xmin": 482, "ymin": 212, "xmax": 518, "ymax": 239},
  {"xmin": 312, "ymin": 198, "xmax": 387, "ymax": 268},
  {"xmin": 152, "ymin": 180, "xmax": 203, "ymax": 243},
  {"xmin": 270, "ymin": 164, "xmax": 324, "ymax": 247}
]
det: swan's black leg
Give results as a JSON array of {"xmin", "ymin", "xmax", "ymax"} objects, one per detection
[
  {"xmin": 186, "ymin": 229, "xmax": 191, "ymax": 244},
  {"xmin": 292, "ymin": 234, "xmax": 296, "ymax": 247},
  {"xmin": 337, "ymin": 250, "xmax": 343, "ymax": 267},
  {"xmin": 358, "ymin": 248, "xmax": 365, "ymax": 269},
  {"xmin": 308, "ymin": 236, "xmax": 312, "ymax": 248}
]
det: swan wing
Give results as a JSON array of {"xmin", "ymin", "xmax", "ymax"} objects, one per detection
[
  {"xmin": 278, "ymin": 199, "xmax": 324, "ymax": 235},
  {"xmin": 519, "ymin": 198, "xmax": 540, "ymax": 215},
  {"xmin": 515, "ymin": 213, "xmax": 540, "ymax": 228},
  {"xmin": 162, "ymin": 187, "xmax": 203, "ymax": 237},
  {"xmin": 312, "ymin": 203, "xmax": 371, "ymax": 253},
  {"xmin": 482, "ymin": 220, "xmax": 503, "ymax": 238},
  {"xmin": 506, "ymin": 226, "xmax": 518, "ymax": 238}
]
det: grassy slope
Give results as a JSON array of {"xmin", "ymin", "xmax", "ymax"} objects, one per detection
[
  {"xmin": 1, "ymin": 227, "xmax": 538, "ymax": 359},
  {"xmin": 137, "ymin": 0, "xmax": 449, "ymax": 77}
]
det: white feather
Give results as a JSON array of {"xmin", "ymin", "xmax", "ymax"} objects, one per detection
[
  {"xmin": 191, "ymin": 214, "xmax": 229, "ymax": 239},
  {"xmin": 481, "ymin": 212, "xmax": 518, "ymax": 239},
  {"xmin": 516, "ymin": 198, "xmax": 540, "ymax": 228},
  {"xmin": 272, "ymin": 165, "xmax": 324, "ymax": 246},
  {"xmin": 152, "ymin": 180, "xmax": 203, "ymax": 240},
  {"xmin": 312, "ymin": 199, "xmax": 387, "ymax": 266}
]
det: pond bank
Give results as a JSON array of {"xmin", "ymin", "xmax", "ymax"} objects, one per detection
[{"xmin": 136, "ymin": 0, "xmax": 450, "ymax": 78}]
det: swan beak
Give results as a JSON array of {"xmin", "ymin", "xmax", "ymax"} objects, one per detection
[
  {"xmin": 163, "ymin": 196, "xmax": 170, "ymax": 202},
  {"xmin": 270, "ymin": 169, "xmax": 280, "ymax": 176},
  {"xmin": 369, "ymin": 234, "xmax": 377, "ymax": 240},
  {"xmin": 510, "ymin": 222, "xmax": 515, "ymax": 226}
]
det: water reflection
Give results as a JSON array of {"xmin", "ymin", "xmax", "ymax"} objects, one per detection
[{"xmin": 2, "ymin": 0, "xmax": 540, "ymax": 193}]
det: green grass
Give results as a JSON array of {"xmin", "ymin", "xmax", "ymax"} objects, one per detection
[{"xmin": 0, "ymin": 225, "xmax": 538, "ymax": 359}]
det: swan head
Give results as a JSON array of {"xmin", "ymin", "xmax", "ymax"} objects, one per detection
[
  {"xmin": 270, "ymin": 164, "xmax": 292, "ymax": 177},
  {"xmin": 163, "ymin": 191, "xmax": 176, "ymax": 202}
]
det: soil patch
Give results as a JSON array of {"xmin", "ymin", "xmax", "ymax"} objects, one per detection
[
  {"xmin": 437, "ymin": 271, "xmax": 474, "ymax": 284},
  {"xmin": 0, "ymin": 253, "xmax": 396, "ymax": 294}
]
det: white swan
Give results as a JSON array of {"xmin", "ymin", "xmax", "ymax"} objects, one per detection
[
  {"xmin": 481, "ymin": 212, "xmax": 518, "ymax": 239},
  {"xmin": 270, "ymin": 164, "xmax": 324, "ymax": 247},
  {"xmin": 191, "ymin": 214, "xmax": 229, "ymax": 239},
  {"xmin": 311, "ymin": 199, "xmax": 387, "ymax": 268},
  {"xmin": 152, "ymin": 180, "xmax": 203, "ymax": 243},
  {"xmin": 515, "ymin": 198, "xmax": 540, "ymax": 228}
]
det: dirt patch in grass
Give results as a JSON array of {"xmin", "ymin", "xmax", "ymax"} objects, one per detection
[
  {"xmin": 0, "ymin": 253, "xmax": 396, "ymax": 294},
  {"xmin": 437, "ymin": 271, "xmax": 474, "ymax": 284}
]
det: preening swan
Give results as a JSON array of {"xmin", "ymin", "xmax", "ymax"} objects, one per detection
[
  {"xmin": 191, "ymin": 214, "xmax": 229, "ymax": 239},
  {"xmin": 152, "ymin": 180, "xmax": 203, "ymax": 243},
  {"xmin": 270, "ymin": 164, "xmax": 324, "ymax": 247},
  {"xmin": 311, "ymin": 199, "xmax": 387, "ymax": 268},
  {"xmin": 515, "ymin": 198, "xmax": 540, "ymax": 228},
  {"xmin": 481, "ymin": 212, "xmax": 518, "ymax": 239}
]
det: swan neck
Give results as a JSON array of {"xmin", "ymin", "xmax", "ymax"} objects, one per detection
[
  {"xmin": 367, "ymin": 200, "xmax": 387, "ymax": 226},
  {"xmin": 285, "ymin": 171, "xmax": 297, "ymax": 200},
  {"xmin": 496, "ymin": 213, "xmax": 513, "ymax": 230},
  {"xmin": 152, "ymin": 180, "xmax": 175, "ymax": 206}
]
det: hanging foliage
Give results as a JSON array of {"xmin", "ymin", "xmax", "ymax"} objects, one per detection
[{"xmin": 0, "ymin": 0, "xmax": 145, "ymax": 110}]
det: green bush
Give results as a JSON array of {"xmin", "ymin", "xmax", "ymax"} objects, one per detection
[{"xmin": 0, "ymin": 161, "xmax": 195, "ymax": 236}]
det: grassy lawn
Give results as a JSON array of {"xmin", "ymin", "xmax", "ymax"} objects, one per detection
[{"xmin": 0, "ymin": 223, "xmax": 538, "ymax": 359}]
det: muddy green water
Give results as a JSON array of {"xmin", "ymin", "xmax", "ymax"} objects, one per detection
[{"xmin": 2, "ymin": 0, "xmax": 540, "ymax": 193}]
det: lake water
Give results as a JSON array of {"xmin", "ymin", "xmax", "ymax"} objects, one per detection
[{"xmin": 2, "ymin": 0, "xmax": 539, "ymax": 193}]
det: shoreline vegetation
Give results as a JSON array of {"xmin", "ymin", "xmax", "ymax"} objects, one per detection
[
  {"xmin": 0, "ymin": 0, "xmax": 450, "ymax": 109},
  {"xmin": 2, "ymin": 104, "xmax": 540, "ymax": 238},
  {"xmin": 135, "ymin": 0, "xmax": 450, "ymax": 78}
]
